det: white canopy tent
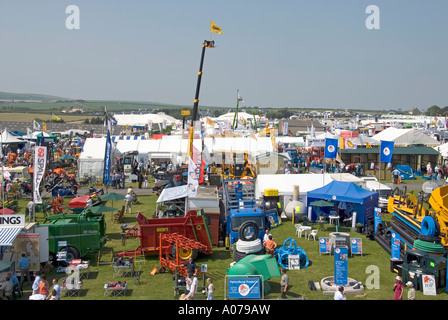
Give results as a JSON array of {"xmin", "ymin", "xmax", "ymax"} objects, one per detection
[
  {"xmin": 0, "ymin": 130, "xmax": 24, "ymax": 144},
  {"xmin": 371, "ymin": 127, "xmax": 441, "ymax": 146},
  {"xmin": 78, "ymin": 137, "xmax": 110, "ymax": 179}
]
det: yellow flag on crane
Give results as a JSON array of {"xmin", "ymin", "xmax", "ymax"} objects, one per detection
[{"xmin": 210, "ymin": 21, "xmax": 223, "ymax": 34}]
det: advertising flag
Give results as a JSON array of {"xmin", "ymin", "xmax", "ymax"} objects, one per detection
[
  {"xmin": 324, "ymin": 138, "xmax": 338, "ymax": 159},
  {"xmin": 187, "ymin": 156, "xmax": 198, "ymax": 197},
  {"xmin": 33, "ymin": 120, "xmax": 40, "ymax": 131},
  {"xmin": 210, "ymin": 20, "xmax": 223, "ymax": 34},
  {"xmin": 103, "ymin": 125, "xmax": 112, "ymax": 186},
  {"xmin": 380, "ymin": 140, "xmax": 394, "ymax": 163},
  {"xmin": 33, "ymin": 146, "xmax": 47, "ymax": 204}
]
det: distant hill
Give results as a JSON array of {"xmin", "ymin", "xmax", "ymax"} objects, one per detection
[{"xmin": 0, "ymin": 91, "xmax": 69, "ymax": 102}]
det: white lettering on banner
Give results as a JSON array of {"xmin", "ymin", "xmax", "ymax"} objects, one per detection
[
  {"xmin": 33, "ymin": 146, "xmax": 47, "ymax": 204},
  {"xmin": 365, "ymin": 5, "xmax": 380, "ymax": 30},
  {"xmin": 66, "ymin": 5, "xmax": 80, "ymax": 30}
]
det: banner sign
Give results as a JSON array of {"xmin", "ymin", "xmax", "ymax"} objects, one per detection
[
  {"xmin": 351, "ymin": 238, "xmax": 363, "ymax": 255},
  {"xmin": 319, "ymin": 237, "xmax": 331, "ymax": 255},
  {"xmin": 0, "ymin": 214, "xmax": 25, "ymax": 227},
  {"xmin": 288, "ymin": 255, "xmax": 301, "ymax": 270},
  {"xmin": 334, "ymin": 246, "xmax": 348, "ymax": 285},
  {"xmin": 374, "ymin": 207, "xmax": 382, "ymax": 234},
  {"xmin": 228, "ymin": 277, "xmax": 261, "ymax": 299},
  {"xmin": 422, "ymin": 274, "xmax": 437, "ymax": 295},
  {"xmin": 103, "ymin": 129, "xmax": 112, "ymax": 186},
  {"xmin": 33, "ymin": 146, "xmax": 47, "ymax": 204},
  {"xmin": 391, "ymin": 232, "xmax": 401, "ymax": 260}
]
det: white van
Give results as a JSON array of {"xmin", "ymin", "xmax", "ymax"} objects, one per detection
[
  {"xmin": 362, "ymin": 176, "xmax": 392, "ymax": 210},
  {"xmin": 0, "ymin": 166, "xmax": 31, "ymax": 183}
]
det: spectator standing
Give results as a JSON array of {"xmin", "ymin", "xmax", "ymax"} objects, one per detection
[
  {"xmin": 280, "ymin": 268, "xmax": 289, "ymax": 299},
  {"xmin": 18, "ymin": 253, "xmax": 31, "ymax": 285}
]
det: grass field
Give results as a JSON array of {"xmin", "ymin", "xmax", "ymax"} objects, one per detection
[{"xmin": 11, "ymin": 183, "xmax": 448, "ymax": 301}]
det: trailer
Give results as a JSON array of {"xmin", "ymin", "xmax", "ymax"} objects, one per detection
[{"xmin": 116, "ymin": 209, "xmax": 213, "ymax": 260}]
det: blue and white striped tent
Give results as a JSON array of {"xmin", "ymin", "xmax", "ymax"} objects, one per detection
[
  {"xmin": 111, "ymin": 135, "xmax": 146, "ymax": 142},
  {"xmin": 0, "ymin": 226, "xmax": 23, "ymax": 246}
]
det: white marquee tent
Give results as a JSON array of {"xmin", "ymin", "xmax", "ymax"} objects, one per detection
[
  {"xmin": 78, "ymin": 137, "xmax": 111, "ymax": 179},
  {"xmin": 371, "ymin": 127, "xmax": 440, "ymax": 146}
]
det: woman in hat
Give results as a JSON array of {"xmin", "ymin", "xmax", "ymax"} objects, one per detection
[
  {"xmin": 393, "ymin": 276, "xmax": 404, "ymax": 300},
  {"xmin": 406, "ymin": 281, "xmax": 416, "ymax": 300}
]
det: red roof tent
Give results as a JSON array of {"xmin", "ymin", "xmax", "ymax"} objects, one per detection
[
  {"xmin": 68, "ymin": 195, "xmax": 90, "ymax": 208},
  {"xmin": 151, "ymin": 134, "xmax": 168, "ymax": 140}
]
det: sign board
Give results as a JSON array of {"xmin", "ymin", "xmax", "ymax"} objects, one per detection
[
  {"xmin": 351, "ymin": 238, "xmax": 363, "ymax": 256},
  {"xmin": 422, "ymin": 274, "xmax": 437, "ymax": 296},
  {"xmin": 391, "ymin": 232, "xmax": 401, "ymax": 260},
  {"xmin": 33, "ymin": 146, "xmax": 47, "ymax": 204},
  {"xmin": 181, "ymin": 110, "xmax": 191, "ymax": 116},
  {"xmin": 227, "ymin": 276, "xmax": 262, "ymax": 299},
  {"xmin": 334, "ymin": 246, "xmax": 348, "ymax": 286},
  {"xmin": 288, "ymin": 255, "xmax": 301, "ymax": 270},
  {"xmin": 0, "ymin": 214, "xmax": 25, "ymax": 227},
  {"xmin": 374, "ymin": 207, "xmax": 382, "ymax": 234},
  {"xmin": 319, "ymin": 237, "xmax": 331, "ymax": 255}
]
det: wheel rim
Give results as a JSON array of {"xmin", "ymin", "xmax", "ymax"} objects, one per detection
[{"xmin": 178, "ymin": 248, "xmax": 193, "ymax": 260}]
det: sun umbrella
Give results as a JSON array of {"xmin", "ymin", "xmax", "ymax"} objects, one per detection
[
  {"xmin": 99, "ymin": 192, "xmax": 126, "ymax": 209},
  {"xmin": 0, "ymin": 208, "xmax": 15, "ymax": 215},
  {"xmin": 59, "ymin": 154, "xmax": 75, "ymax": 160},
  {"xmin": 100, "ymin": 193, "xmax": 126, "ymax": 202},
  {"xmin": 310, "ymin": 200, "xmax": 334, "ymax": 207}
]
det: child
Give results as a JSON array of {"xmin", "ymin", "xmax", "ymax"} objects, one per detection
[{"xmin": 203, "ymin": 278, "xmax": 214, "ymax": 300}]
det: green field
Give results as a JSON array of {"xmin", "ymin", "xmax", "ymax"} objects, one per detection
[{"xmin": 11, "ymin": 184, "xmax": 448, "ymax": 301}]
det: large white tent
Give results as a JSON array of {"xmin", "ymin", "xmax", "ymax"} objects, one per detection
[
  {"xmin": 113, "ymin": 112, "xmax": 178, "ymax": 127},
  {"xmin": 78, "ymin": 137, "xmax": 110, "ymax": 179},
  {"xmin": 371, "ymin": 127, "xmax": 440, "ymax": 146}
]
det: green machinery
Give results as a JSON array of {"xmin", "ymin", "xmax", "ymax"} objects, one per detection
[{"xmin": 39, "ymin": 210, "xmax": 107, "ymax": 262}]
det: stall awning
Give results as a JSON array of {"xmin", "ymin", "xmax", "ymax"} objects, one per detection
[
  {"xmin": 157, "ymin": 185, "xmax": 188, "ymax": 203},
  {"xmin": 0, "ymin": 227, "xmax": 23, "ymax": 246}
]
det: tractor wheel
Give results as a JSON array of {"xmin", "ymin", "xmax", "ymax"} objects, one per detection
[
  {"xmin": 172, "ymin": 246, "xmax": 198, "ymax": 262},
  {"xmin": 59, "ymin": 246, "xmax": 81, "ymax": 265},
  {"xmin": 238, "ymin": 220, "xmax": 259, "ymax": 242}
]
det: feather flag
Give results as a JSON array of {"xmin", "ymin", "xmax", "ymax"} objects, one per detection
[
  {"xmin": 187, "ymin": 156, "xmax": 198, "ymax": 197},
  {"xmin": 33, "ymin": 120, "xmax": 40, "ymax": 131}
]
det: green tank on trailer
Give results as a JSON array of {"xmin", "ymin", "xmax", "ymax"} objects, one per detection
[{"xmin": 40, "ymin": 209, "xmax": 107, "ymax": 263}]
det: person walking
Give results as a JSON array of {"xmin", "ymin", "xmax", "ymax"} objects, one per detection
[
  {"xmin": 203, "ymin": 278, "xmax": 214, "ymax": 300},
  {"xmin": 124, "ymin": 192, "xmax": 133, "ymax": 214},
  {"xmin": 393, "ymin": 276, "xmax": 404, "ymax": 300},
  {"xmin": 280, "ymin": 268, "xmax": 289, "ymax": 299}
]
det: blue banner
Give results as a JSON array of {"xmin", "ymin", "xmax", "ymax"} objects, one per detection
[
  {"xmin": 319, "ymin": 237, "xmax": 330, "ymax": 254},
  {"xmin": 103, "ymin": 129, "xmax": 112, "ymax": 186},
  {"xmin": 351, "ymin": 238, "xmax": 362, "ymax": 255},
  {"xmin": 228, "ymin": 277, "xmax": 261, "ymax": 299},
  {"xmin": 374, "ymin": 207, "xmax": 382, "ymax": 234},
  {"xmin": 391, "ymin": 232, "xmax": 401, "ymax": 260},
  {"xmin": 380, "ymin": 140, "xmax": 394, "ymax": 163},
  {"xmin": 334, "ymin": 247, "xmax": 348, "ymax": 285},
  {"xmin": 324, "ymin": 138, "xmax": 338, "ymax": 159}
]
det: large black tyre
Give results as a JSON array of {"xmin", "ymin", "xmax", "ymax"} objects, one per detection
[
  {"xmin": 237, "ymin": 220, "xmax": 259, "ymax": 242},
  {"xmin": 57, "ymin": 247, "xmax": 80, "ymax": 267},
  {"xmin": 233, "ymin": 248, "xmax": 265, "ymax": 262}
]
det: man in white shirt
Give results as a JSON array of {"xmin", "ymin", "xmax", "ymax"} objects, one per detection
[
  {"xmin": 186, "ymin": 272, "xmax": 198, "ymax": 300},
  {"xmin": 124, "ymin": 193, "xmax": 133, "ymax": 214}
]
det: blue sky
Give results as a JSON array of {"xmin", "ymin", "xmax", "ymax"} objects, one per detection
[{"xmin": 0, "ymin": 0, "xmax": 447, "ymax": 111}]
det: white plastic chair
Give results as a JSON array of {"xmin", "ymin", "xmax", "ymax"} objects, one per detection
[
  {"xmin": 308, "ymin": 229, "xmax": 318, "ymax": 241},
  {"xmin": 295, "ymin": 224, "xmax": 304, "ymax": 238}
]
